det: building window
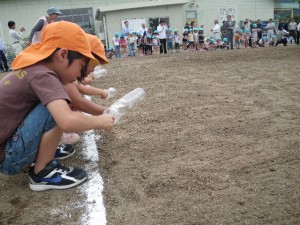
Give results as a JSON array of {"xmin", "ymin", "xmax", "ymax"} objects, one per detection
[
  {"xmin": 56, "ymin": 7, "xmax": 95, "ymax": 34},
  {"xmin": 149, "ymin": 17, "xmax": 170, "ymax": 31},
  {"xmin": 186, "ymin": 11, "xmax": 197, "ymax": 26}
]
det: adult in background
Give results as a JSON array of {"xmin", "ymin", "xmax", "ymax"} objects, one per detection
[
  {"xmin": 157, "ymin": 20, "xmax": 168, "ymax": 54},
  {"xmin": 256, "ymin": 19, "xmax": 263, "ymax": 41},
  {"xmin": 288, "ymin": 18, "xmax": 297, "ymax": 44},
  {"xmin": 8, "ymin": 21, "xmax": 25, "ymax": 56},
  {"xmin": 297, "ymin": 21, "xmax": 300, "ymax": 45},
  {"xmin": 28, "ymin": 7, "xmax": 62, "ymax": 45},
  {"xmin": 220, "ymin": 21, "xmax": 226, "ymax": 40},
  {"xmin": 122, "ymin": 20, "xmax": 132, "ymax": 56},
  {"xmin": 223, "ymin": 15, "xmax": 235, "ymax": 49},
  {"xmin": 211, "ymin": 20, "xmax": 221, "ymax": 42},
  {"xmin": 266, "ymin": 18, "xmax": 275, "ymax": 44},
  {"xmin": 278, "ymin": 19, "xmax": 288, "ymax": 40},
  {"xmin": 139, "ymin": 23, "xmax": 148, "ymax": 54},
  {"xmin": 0, "ymin": 38, "xmax": 10, "ymax": 72}
]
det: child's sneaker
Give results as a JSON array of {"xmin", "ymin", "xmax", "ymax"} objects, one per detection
[
  {"xmin": 55, "ymin": 144, "xmax": 76, "ymax": 160},
  {"xmin": 29, "ymin": 160, "xmax": 87, "ymax": 191},
  {"xmin": 60, "ymin": 132, "xmax": 80, "ymax": 145}
]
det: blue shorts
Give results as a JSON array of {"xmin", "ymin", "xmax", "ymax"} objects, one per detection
[
  {"xmin": 0, "ymin": 104, "xmax": 56, "ymax": 175},
  {"xmin": 167, "ymin": 42, "xmax": 173, "ymax": 49}
]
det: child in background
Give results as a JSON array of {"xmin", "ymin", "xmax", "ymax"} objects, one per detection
[
  {"xmin": 152, "ymin": 30, "xmax": 160, "ymax": 55},
  {"xmin": 166, "ymin": 28, "xmax": 174, "ymax": 53},
  {"xmin": 145, "ymin": 33, "xmax": 152, "ymax": 55},
  {"xmin": 258, "ymin": 36, "xmax": 266, "ymax": 47},
  {"xmin": 251, "ymin": 24, "xmax": 258, "ymax": 48},
  {"xmin": 234, "ymin": 29, "xmax": 242, "ymax": 49},
  {"xmin": 120, "ymin": 34, "xmax": 127, "ymax": 57},
  {"xmin": 215, "ymin": 38, "xmax": 223, "ymax": 50},
  {"xmin": 107, "ymin": 46, "xmax": 114, "ymax": 59},
  {"xmin": 0, "ymin": 21, "xmax": 114, "ymax": 191},
  {"xmin": 182, "ymin": 29, "xmax": 189, "ymax": 52},
  {"xmin": 128, "ymin": 32, "xmax": 136, "ymax": 56},
  {"xmin": 136, "ymin": 32, "xmax": 144, "ymax": 56},
  {"xmin": 193, "ymin": 28, "xmax": 199, "ymax": 51},
  {"xmin": 270, "ymin": 34, "xmax": 277, "ymax": 46},
  {"xmin": 198, "ymin": 28, "xmax": 205, "ymax": 50},
  {"xmin": 243, "ymin": 27, "xmax": 251, "ymax": 48},
  {"xmin": 174, "ymin": 30, "xmax": 180, "ymax": 53},
  {"xmin": 204, "ymin": 38, "xmax": 211, "ymax": 51},
  {"xmin": 222, "ymin": 37, "xmax": 229, "ymax": 50},
  {"xmin": 187, "ymin": 29, "xmax": 194, "ymax": 52},
  {"xmin": 112, "ymin": 32, "xmax": 121, "ymax": 58}
]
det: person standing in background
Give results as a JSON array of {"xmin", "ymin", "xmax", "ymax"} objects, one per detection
[
  {"xmin": 256, "ymin": 19, "xmax": 263, "ymax": 43},
  {"xmin": 27, "ymin": 7, "xmax": 62, "ymax": 45},
  {"xmin": 297, "ymin": 21, "xmax": 300, "ymax": 45},
  {"xmin": 266, "ymin": 18, "xmax": 275, "ymax": 44},
  {"xmin": 211, "ymin": 20, "xmax": 221, "ymax": 42},
  {"xmin": 8, "ymin": 21, "xmax": 25, "ymax": 56},
  {"xmin": 157, "ymin": 20, "xmax": 168, "ymax": 54},
  {"xmin": 223, "ymin": 15, "xmax": 235, "ymax": 49},
  {"xmin": 288, "ymin": 18, "xmax": 297, "ymax": 44},
  {"xmin": 0, "ymin": 38, "xmax": 10, "ymax": 72},
  {"xmin": 278, "ymin": 19, "xmax": 288, "ymax": 40},
  {"xmin": 122, "ymin": 20, "xmax": 132, "ymax": 56}
]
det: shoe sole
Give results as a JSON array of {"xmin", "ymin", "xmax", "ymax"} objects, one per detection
[
  {"xmin": 55, "ymin": 149, "xmax": 76, "ymax": 160},
  {"xmin": 29, "ymin": 175, "xmax": 88, "ymax": 191}
]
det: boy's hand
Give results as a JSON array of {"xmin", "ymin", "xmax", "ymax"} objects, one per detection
[
  {"xmin": 99, "ymin": 90, "xmax": 108, "ymax": 99},
  {"xmin": 98, "ymin": 114, "xmax": 115, "ymax": 130}
]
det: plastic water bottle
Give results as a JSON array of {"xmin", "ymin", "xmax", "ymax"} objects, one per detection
[
  {"xmin": 106, "ymin": 88, "xmax": 145, "ymax": 124},
  {"xmin": 92, "ymin": 65, "xmax": 108, "ymax": 78},
  {"xmin": 104, "ymin": 87, "xmax": 117, "ymax": 98},
  {"xmin": 118, "ymin": 88, "xmax": 145, "ymax": 109}
]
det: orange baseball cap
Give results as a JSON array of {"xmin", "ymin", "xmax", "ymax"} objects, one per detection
[
  {"xmin": 86, "ymin": 33, "xmax": 109, "ymax": 64},
  {"xmin": 12, "ymin": 21, "xmax": 97, "ymax": 70}
]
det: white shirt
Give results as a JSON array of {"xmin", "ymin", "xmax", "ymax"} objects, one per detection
[
  {"xmin": 157, "ymin": 24, "xmax": 168, "ymax": 39},
  {"xmin": 174, "ymin": 34, "xmax": 180, "ymax": 43},
  {"xmin": 298, "ymin": 23, "xmax": 300, "ymax": 31},
  {"xmin": 9, "ymin": 29, "xmax": 23, "ymax": 43},
  {"xmin": 212, "ymin": 24, "xmax": 220, "ymax": 33},
  {"xmin": 266, "ymin": 22, "xmax": 275, "ymax": 30},
  {"xmin": 139, "ymin": 27, "xmax": 148, "ymax": 37},
  {"xmin": 112, "ymin": 37, "xmax": 120, "ymax": 46}
]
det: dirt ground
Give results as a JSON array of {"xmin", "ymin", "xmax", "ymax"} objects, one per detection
[{"xmin": 0, "ymin": 46, "xmax": 300, "ymax": 225}]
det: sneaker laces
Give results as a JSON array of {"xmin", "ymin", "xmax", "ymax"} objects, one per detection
[{"xmin": 55, "ymin": 162, "xmax": 71, "ymax": 173}]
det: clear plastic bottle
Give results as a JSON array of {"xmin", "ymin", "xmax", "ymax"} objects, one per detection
[
  {"xmin": 92, "ymin": 65, "xmax": 108, "ymax": 78},
  {"xmin": 118, "ymin": 88, "xmax": 145, "ymax": 109},
  {"xmin": 104, "ymin": 87, "xmax": 117, "ymax": 99},
  {"xmin": 106, "ymin": 88, "xmax": 145, "ymax": 124}
]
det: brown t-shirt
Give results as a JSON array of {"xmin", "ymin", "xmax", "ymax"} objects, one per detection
[{"xmin": 0, "ymin": 64, "xmax": 70, "ymax": 160}]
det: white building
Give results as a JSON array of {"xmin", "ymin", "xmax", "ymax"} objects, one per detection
[{"xmin": 0, "ymin": 0, "xmax": 298, "ymax": 46}]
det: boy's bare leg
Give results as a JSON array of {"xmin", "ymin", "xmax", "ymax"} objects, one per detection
[{"xmin": 34, "ymin": 126, "xmax": 63, "ymax": 174}]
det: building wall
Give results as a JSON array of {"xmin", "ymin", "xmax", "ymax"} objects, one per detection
[
  {"xmin": 0, "ymin": 0, "xmax": 276, "ymax": 44},
  {"xmin": 105, "ymin": 4, "xmax": 186, "ymax": 46},
  {"xmin": 0, "ymin": 0, "xmax": 141, "ymax": 43},
  {"xmin": 184, "ymin": 0, "xmax": 274, "ymax": 33}
]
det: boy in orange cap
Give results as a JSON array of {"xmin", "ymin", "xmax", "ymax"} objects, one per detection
[
  {"xmin": 60, "ymin": 33, "xmax": 111, "ymax": 145},
  {"xmin": 0, "ymin": 21, "xmax": 114, "ymax": 191}
]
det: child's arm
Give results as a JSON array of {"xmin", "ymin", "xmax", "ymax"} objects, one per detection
[
  {"xmin": 64, "ymin": 83, "xmax": 106, "ymax": 115},
  {"xmin": 75, "ymin": 83, "xmax": 108, "ymax": 99},
  {"xmin": 47, "ymin": 99, "xmax": 114, "ymax": 132}
]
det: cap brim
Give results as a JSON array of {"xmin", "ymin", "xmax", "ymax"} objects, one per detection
[{"xmin": 12, "ymin": 42, "xmax": 97, "ymax": 70}]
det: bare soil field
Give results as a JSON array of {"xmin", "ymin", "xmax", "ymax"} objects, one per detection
[{"xmin": 0, "ymin": 46, "xmax": 300, "ymax": 225}]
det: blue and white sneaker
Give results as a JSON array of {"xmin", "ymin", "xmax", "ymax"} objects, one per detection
[
  {"xmin": 29, "ymin": 160, "xmax": 87, "ymax": 191},
  {"xmin": 55, "ymin": 144, "xmax": 76, "ymax": 160}
]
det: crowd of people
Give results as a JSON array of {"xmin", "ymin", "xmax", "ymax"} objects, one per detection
[{"xmin": 106, "ymin": 16, "xmax": 300, "ymax": 59}]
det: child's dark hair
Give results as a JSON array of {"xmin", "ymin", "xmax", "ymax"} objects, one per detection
[
  {"xmin": 8, "ymin": 21, "xmax": 15, "ymax": 29},
  {"xmin": 44, "ymin": 48, "xmax": 88, "ymax": 82}
]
